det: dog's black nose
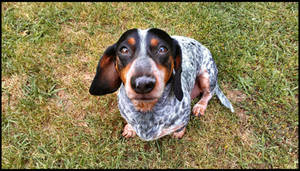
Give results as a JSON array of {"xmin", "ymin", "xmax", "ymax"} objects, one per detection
[{"xmin": 131, "ymin": 75, "xmax": 156, "ymax": 94}]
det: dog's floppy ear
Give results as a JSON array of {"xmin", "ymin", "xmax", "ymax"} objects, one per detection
[
  {"xmin": 172, "ymin": 39, "xmax": 183, "ymax": 101},
  {"xmin": 89, "ymin": 44, "xmax": 121, "ymax": 96}
]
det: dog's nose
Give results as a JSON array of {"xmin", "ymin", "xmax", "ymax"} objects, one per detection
[{"xmin": 131, "ymin": 75, "xmax": 156, "ymax": 94}]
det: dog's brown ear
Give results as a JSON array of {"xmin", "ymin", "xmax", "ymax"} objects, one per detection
[
  {"xmin": 89, "ymin": 44, "xmax": 121, "ymax": 96},
  {"xmin": 172, "ymin": 39, "xmax": 183, "ymax": 101}
]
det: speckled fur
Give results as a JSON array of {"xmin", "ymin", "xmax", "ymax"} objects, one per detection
[{"xmin": 117, "ymin": 32, "xmax": 234, "ymax": 141}]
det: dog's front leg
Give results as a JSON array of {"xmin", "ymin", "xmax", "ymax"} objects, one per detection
[{"xmin": 122, "ymin": 123, "xmax": 136, "ymax": 138}]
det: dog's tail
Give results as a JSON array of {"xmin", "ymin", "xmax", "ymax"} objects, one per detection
[{"xmin": 215, "ymin": 84, "xmax": 234, "ymax": 113}]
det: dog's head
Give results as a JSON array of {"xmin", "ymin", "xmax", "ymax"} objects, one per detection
[{"xmin": 89, "ymin": 28, "xmax": 183, "ymax": 112}]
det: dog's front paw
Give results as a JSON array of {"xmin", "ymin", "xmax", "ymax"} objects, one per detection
[
  {"xmin": 172, "ymin": 127, "xmax": 186, "ymax": 139},
  {"xmin": 192, "ymin": 101, "xmax": 207, "ymax": 117},
  {"xmin": 122, "ymin": 123, "xmax": 136, "ymax": 138}
]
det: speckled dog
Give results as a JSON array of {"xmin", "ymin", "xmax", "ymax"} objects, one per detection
[{"xmin": 89, "ymin": 28, "xmax": 234, "ymax": 141}]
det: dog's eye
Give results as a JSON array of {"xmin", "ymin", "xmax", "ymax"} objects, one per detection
[
  {"xmin": 120, "ymin": 47, "xmax": 129, "ymax": 54},
  {"xmin": 158, "ymin": 46, "xmax": 168, "ymax": 54}
]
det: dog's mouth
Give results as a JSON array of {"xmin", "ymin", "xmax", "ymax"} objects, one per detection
[
  {"xmin": 130, "ymin": 97, "xmax": 159, "ymax": 112},
  {"xmin": 132, "ymin": 97, "xmax": 158, "ymax": 102}
]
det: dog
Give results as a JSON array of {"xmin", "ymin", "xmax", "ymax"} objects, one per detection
[{"xmin": 89, "ymin": 28, "xmax": 234, "ymax": 141}]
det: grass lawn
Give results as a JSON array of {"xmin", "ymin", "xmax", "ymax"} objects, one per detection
[{"xmin": 1, "ymin": 2, "xmax": 298, "ymax": 169}]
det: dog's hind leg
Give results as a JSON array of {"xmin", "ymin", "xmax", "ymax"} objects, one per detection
[{"xmin": 191, "ymin": 69, "xmax": 213, "ymax": 116}]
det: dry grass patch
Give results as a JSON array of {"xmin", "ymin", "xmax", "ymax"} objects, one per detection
[{"xmin": 2, "ymin": 73, "xmax": 28, "ymax": 111}]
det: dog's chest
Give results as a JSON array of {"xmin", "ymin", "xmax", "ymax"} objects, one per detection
[{"xmin": 118, "ymin": 84, "xmax": 191, "ymax": 141}]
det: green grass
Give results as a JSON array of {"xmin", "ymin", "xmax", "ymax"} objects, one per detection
[{"xmin": 1, "ymin": 2, "xmax": 298, "ymax": 169}]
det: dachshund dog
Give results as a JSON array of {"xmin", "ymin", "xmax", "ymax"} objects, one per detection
[{"xmin": 89, "ymin": 28, "xmax": 234, "ymax": 141}]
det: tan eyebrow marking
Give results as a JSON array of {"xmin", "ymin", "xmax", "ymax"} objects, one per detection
[
  {"xmin": 150, "ymin": 38, "xmax": 159, "ymax": 47},
  {"xmin": 128, "ymin": 37, "xmax": 136, "ymax": 45}
]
